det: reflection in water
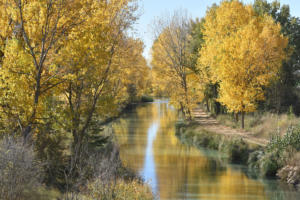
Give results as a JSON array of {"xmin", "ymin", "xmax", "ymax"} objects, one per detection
[
  {"xmin": 113, "ymin": 100, "xmax": 300, "ymax": 200},
  {"xmin": 142, "ymin": 122, "xmax": 159, "ymax": 193}
]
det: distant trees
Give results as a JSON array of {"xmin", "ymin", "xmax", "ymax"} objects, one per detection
[
  {"xmin": 151, "ymin": 10, "xmax": 203, "ymax": 118},
  {"xmin": 151, "ymin": 0, "xmax": 294, "ymax": 128}
]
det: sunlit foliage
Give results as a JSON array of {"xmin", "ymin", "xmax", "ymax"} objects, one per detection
[
  {"xmin": 198, "ymin": 0, "xmax": 288, "ymax": 127},
  {"xmin": 151, "ymin": 10, "xmax": 204, "ymax": 118}
]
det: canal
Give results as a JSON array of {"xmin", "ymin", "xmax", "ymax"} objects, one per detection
[{"xmin": 113, "ymin": 100, "xmax": 300, "ymax": 200}]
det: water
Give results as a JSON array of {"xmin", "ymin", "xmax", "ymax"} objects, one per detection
[{"xmin": 113, "ymin": 100, "xmax": 300, "ymax": 200}]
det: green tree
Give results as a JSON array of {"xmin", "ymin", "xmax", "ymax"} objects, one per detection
[{"xmin": 253, "ymin": 0, "xmax": 300, "ymax": 113}]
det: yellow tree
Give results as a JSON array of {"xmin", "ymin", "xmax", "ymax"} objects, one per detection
[
  {"xmin": 116, "ymin": 38, "xmax": 151, "ymax": 103},
  {"xmin": 0, "ymin": 0, "xmax": 93, "ymax": 139},
  {"xmin": 151, "ymin": 10, "xmax": 203, "ymax": 118},
  {"xmin": 198, "ymin": 0, "xmax": 288, "ymax": 128},
  {"xmin": 57, "ymin": 0, "xmax": 140, "ymax": 148},
  {"xmin": 0, "ymin": 0, "xmax": 142, "ymax": 142}
]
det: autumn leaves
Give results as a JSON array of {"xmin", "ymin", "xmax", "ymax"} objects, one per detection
[
  {"xmin": 0, "ymin": 0, "xmax": 149, "ymax": 143},
  {"xmin": 151, "ymin": 1, "xmax": 288, "ymax": 128},
  {"xmin": 199, "ymin": 1, "xmax": 288, "ymax": 128}
]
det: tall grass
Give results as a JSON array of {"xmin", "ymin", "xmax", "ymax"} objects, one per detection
[
  {"xmin": 81, "ymin": 179, "xmax": 153, "ymax": 200},
  {"xmin": 216, "ymin": 112, "xmax": 299, "ymax": 139}
]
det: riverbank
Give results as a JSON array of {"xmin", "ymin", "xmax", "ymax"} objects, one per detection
[
  {"xmin": 176, "ymin": 121, "xmax": 255, "ymax": 164},
  {"xmin": 0, "ymin": 100, "xmax": 155, "ymax": 200},
  {"xmin": 175, "ymin": 107, "xmax": 300, "ymax": 188}
]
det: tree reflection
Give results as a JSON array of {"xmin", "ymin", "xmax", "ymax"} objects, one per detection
[{"xmin": 113, "ymin": 101, "xmax": 299, "ymax": 200}]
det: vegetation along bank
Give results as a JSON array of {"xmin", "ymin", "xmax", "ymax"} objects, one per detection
[{"xmin": 175, "ymin": 112, "xmax": 300, "ymax": 188}]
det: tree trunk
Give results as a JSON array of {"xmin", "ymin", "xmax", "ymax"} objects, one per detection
[
  {"xmin": 241, "ymin": 111, "xmax": 245, "ymax": 129},
  {"xmin": 206, "ymin": 99, "xmax": 210, "ymax": 112},
  {"xmin": 235, "ymin": 112, "xmax": 239, "ymax": 122},
  {"xmin": 22, "ymin": 125, "xmax": 32, "ymax": 143},
  {"xmin": 215, "ymin": 101, "xmax": 221, "ymax": 115}
]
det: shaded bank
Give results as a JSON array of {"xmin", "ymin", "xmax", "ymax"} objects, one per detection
[
  {"xmin": 175, "ymin": 121, "xmax": 253, "ymax": 164},
  {"xmin": 175, "ymin": 120, "xmax": 300, "ymax": 188}
]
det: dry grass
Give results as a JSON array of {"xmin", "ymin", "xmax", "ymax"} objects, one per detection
[
  {"xmin": 288, "ymin": 152, "xmax": 300, "ymax": 166},
  {"xmin": 81, "ymin": 179, "xmax": 154, "ymax": 200},
  {"xmin": 216, "ymin": 112, "xmax": 299, "ymax": 140}
]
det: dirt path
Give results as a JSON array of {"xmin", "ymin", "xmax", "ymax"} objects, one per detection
[{"xmin": 191, "ymin": 107, "xmax": 268, "ymax": 146}]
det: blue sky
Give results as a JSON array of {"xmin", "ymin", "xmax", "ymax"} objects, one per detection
[{"xmin": 132, "ymin": 0, "xmax": 300, "ymax": 60}]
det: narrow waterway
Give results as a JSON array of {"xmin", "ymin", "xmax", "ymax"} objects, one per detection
[{"xmin": 113, "ymin": 100, "xmax": 300, "ymax": 200}]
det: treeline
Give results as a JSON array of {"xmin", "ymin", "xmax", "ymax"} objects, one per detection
[
  {"xmin": 151, "ymin": 0, "xmax": 300, "ymax": 128},
  {"xmin": 0, "ymin": 0, "xmax": 152, "ymax": 199}
]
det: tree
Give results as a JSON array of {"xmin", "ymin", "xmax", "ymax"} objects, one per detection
[
  {"xmin": 198, "ymin": 0, "xmax": 288, "ymax": 128},
  {"xmin": 56, "ymin": 0, "xmax": 142, "ymax": 151},
  {"xmin": 189, "ymin": 18, "xmax": 223, "ymax": 114},
  {"xmin": 151, "ymin": 10, "xmax": 203, "ymax": 118},
  {"xmin": 0, "ymin": 0, "xmax": 146, "ymax": 144},
  {"xmin": 0, "ymin": 0, "xmax": 93, "ymax": 140},
  {"xmin": 253, "ymin": 0, "xmax": 300, "ymax": 113}
]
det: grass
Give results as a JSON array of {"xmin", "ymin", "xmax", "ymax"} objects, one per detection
[
  {"xmin": 216, "ymin": 112, "xmax": 299, "ymax": 139},
  {"xmin": 81, "ymin": 179, "xmax": 154, "ymax": 200}
]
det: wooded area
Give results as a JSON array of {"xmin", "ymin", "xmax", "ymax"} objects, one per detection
[
  {"xmin": 151, "ymin": 0, "xmax": 300, "ymax": 129},
  {"xmin": 0, "ymin": 0, "xmax": 300, "ymax": 199}
]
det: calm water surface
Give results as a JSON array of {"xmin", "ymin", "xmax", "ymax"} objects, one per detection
[{"xmin": 113, "ymin": 100, "xmax": 300, "ymax": 200}]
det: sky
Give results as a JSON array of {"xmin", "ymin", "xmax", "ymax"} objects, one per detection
[{"xmin": 131, "ymin": 0, "xmax": 300, "ymax": 61}]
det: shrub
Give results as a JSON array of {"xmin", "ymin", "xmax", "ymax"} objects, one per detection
[
  {"xmin": 267, "ymin": 126, "xmax": 300, "ymax": 152},
  {"xmin": 35, "ymin": 130, "xmax": 68, "ymax": 189},
  {"xmin": 220, "ymin": 138, "xmax": 249, "ymax": 164},
  {"xmin": 277, "ymin": 165, "xmax": 300, "ymax": 185},
  {"xmin": 277, "ymin": 152, "xmax": 300, "ymax": 185},
  {"xmin": 259, "ymin": 151, "xmax": 282, "ymax": 177},
  {"xmin": 0, "ymin": 137, "xmax": 43, "ymax": 200},
  {"xmin": 248, "ymin": 150, "xmax": 264, "ymax": 169},
  {"xmin": 248, "ymin": 126, "xmax": 300, "ymax": 178}
]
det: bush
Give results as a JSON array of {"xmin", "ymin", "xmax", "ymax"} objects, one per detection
[
  {"xmin": 63, "ymin": 141, "xmax": 122, "ymax": 198},
  {"xmin": 259, "ymin": 151, "xmax": 282, "ymax": 177},
  {"xmin": 267, "ymin": 126, "xmax": 300, "ymax": 152},
  {"xmin": 248, "ymin": 126, "xmax": 300, "ymax": 178},
  {"xmin": 277, "ymin": 165, "xmax": 300, "ymax": 185},
  {"xmin": 0, "ymin": 137, "xmax": 43, "ymax": 200},
  {"xmin": 82, "ymin": 179, "xmax": 154, "ymax": 200},
  {"xmin": 219, "ymin": 138, "xmax": 249, "ymax": 164},
  {"xmin": 63, "ymin": 140, "xmax": 147, "ymax": 199},
  {"xmin": 141, "ymin": 95, "xmax": 154, "ymax": 103},
  {"xmin": 35, "ymin": 130, "xmax": 68, "ymax": 189},
  {"xmin": 248, "ymin": 150, "xmax": 264, "ymax": 169}
]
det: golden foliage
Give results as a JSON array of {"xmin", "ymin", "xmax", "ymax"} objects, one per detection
[
  {"xmin": 0, "ymin": 0, "xmax": 149, "ymax": 140},
  {"xmin": 151, "ymin": 13, "xmax": 204, "ymax": 118},
  {"xmin": 198, "ymin": 0, "xmax": 288, "ymax": 114}
]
